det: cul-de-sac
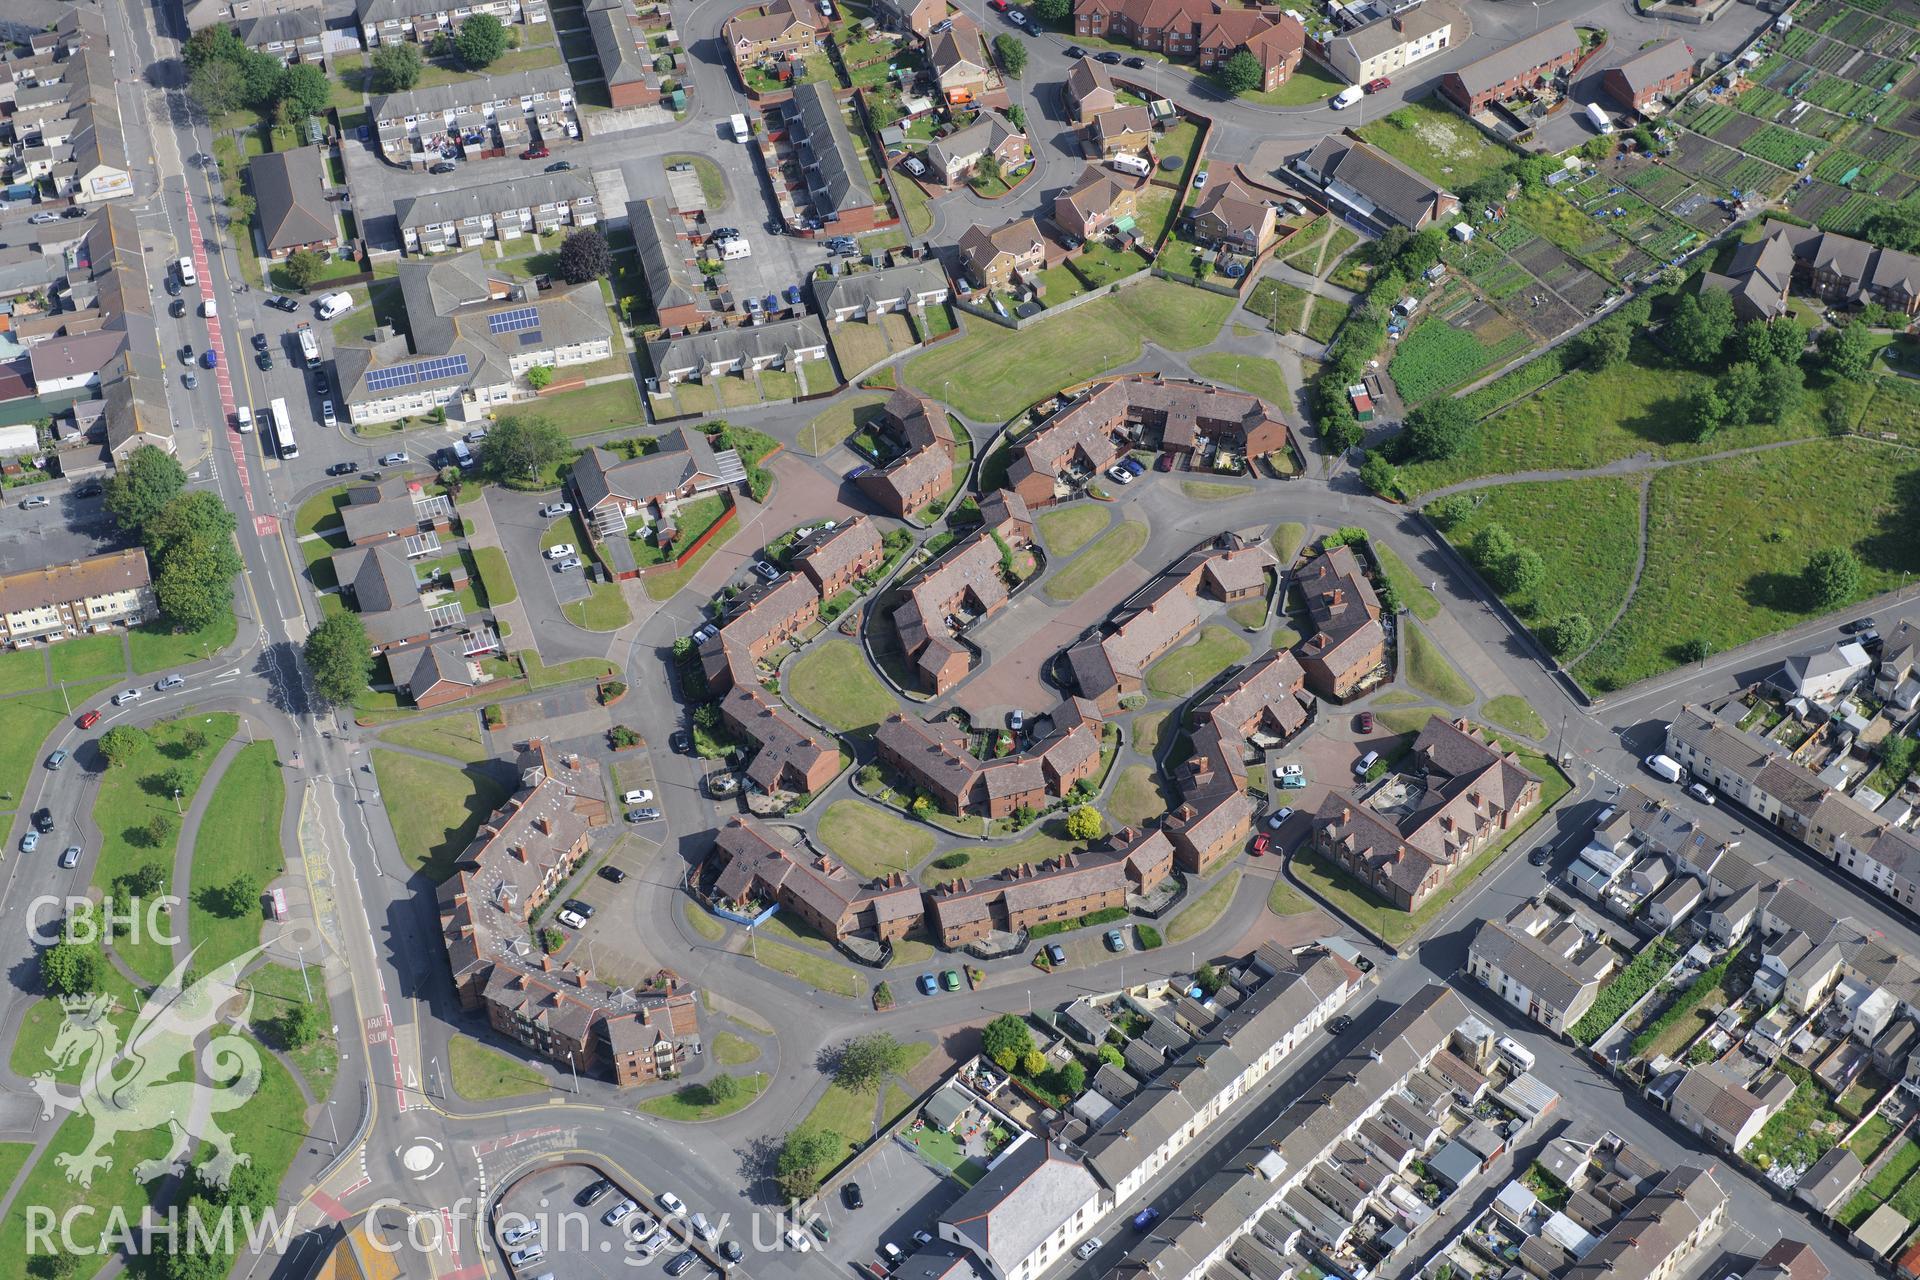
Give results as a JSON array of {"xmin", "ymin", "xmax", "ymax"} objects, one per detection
[{"xmin": 6, "ymin": 0, "xmax": 1920, "ymax": 1275}]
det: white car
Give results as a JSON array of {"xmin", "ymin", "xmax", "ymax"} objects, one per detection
[
  {"xmin": 155, "ymin": 674, "xmax": 185, "ymax": 691},
  {"xmin": 1076, "ymin": 1238, "xmax": 1104, "ymax": 1260},
  {"xmin": 622, "ymin": 789, "xmax": 654, "ymax": 805},
  {"xmin": 501, "ymin": 1221, "xmax": 540, "ymax": 1246},
  {"xmin": 629, "ymin": 1213, "xmax": 660, "ymax": 1241},
  {"xmin": 603, "ymin": 1199, "xmax": 638, "ymax": 1227},
  {"xmin": 557, "ymin": 908, "xmax": 587, "ymax": 928},
  {"xmin": 783, "ymin": 1229, "xmax": 812, "ymax": 1252},
  {"xmin": 657, "ymin": 1191, "xmax": 686, "ymax": 1216},
  {"xmin": 1107, "ymin": 465, "xmax": 1134, "ymax": 484},
  {"xmin": 112, "ymin": 687, "xmax": 143, "ymax": 706},
  {"xmin": 1267, "ymin": 807, "xmax": 1293, "ymax": 829},
  {"xmin": 379, "ymin": 451, "xmax": 409, "ymax": 467},
  {"xmin": 553, "ymin": 557, "xmax": 582, "ymax": 572},
  {"xmin": 507, "ymin": 1244, "xmax": 545, "ymax": 1268},
  {"xmin": 753, "ymin": 560, "xmax": 781, "ymax": 581},
  {"xmin": 634, "ymin": 1232, "xmax": 670, "ymax": 1259},
  {"xmin": 545, "ymin": 543, "xmax": 577, "ymax": 560},
  {"xmin": 540, "ymin": 502, "xmax": 574, "ymax": 517},
  {"xmin": 1686, "ymin": 781, "xmax": 1716, "ymax": 805}
]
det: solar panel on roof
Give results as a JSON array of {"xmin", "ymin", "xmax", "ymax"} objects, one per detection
[
  {"xmin": 488, "ymin": 305, "xmax": 541, "ymax": 334},
  {"xmin": 364, "ymin": 353, "xmax": 471, "ymax": 393},
  {"xmin": 518, "ymin": 330, "xmax": 543, "ymax": 345}
]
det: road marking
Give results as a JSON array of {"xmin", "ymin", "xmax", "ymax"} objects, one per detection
[
  {"xmin": 253, "ymin": 514, "xmax": 280, "ymax": 537},
  {"xmin": 181, "ymin": 189, "xmax": 254, "ymax": 515}
]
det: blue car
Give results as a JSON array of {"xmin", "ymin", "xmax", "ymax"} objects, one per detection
[
  {"xmin": 200, "ymin": 348, "xmax": 218, "ymax": 369},
  {"xmin": 763, "ymin": 294, "xmax": 779, "ymax": 313},
  {"xmin": 784, "ymin": 285, "xmax": 804, "ymax": 306},
  {"xmin": 1121, "ymin": 457, "xmax": 1145, "ymax": 476},
  {"xmin": 1132, "ymin": 1208, "xmax": 1159, "ymax": 1231},
  {"xmin": 917, "ymin": 973, "xmax": 937, "ymax": 995}
]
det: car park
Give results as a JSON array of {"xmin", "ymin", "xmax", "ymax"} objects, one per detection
[
  {"xmin": 783, "ymin": 1228, "xmax": 813, "ymax": 1251},
  {"xmin": 502, "ymin": 1222, "xmax": 540, "ymax": 1246},
  {"xmin": 1046, "ymin": 943, "xmax": 1067, "ymax": 965},
  {"xmin": 61, "ymin": 845, "xmax": 80, "ymax": 869},
  {"xmin": 720, "ymin": 1240, "xmax": 744, "ymax": 1264},
  {"xmin": 379, "ymin": 452, "xmax": 408, "ymax": 466},
  {"xmin": 544, "ymin": 543, "xmax": 577, "ymax": 560},
  {"xmin": 540, "ymin": 502, "xmax": 573, "ymax": 517},
  {"xmin": 507, "ymin": 1244, "xmax": 545, "ymax": 1268},
  {"xmin": 1105, "ymin": 929, "xmax": 1127, "ymax": 952}
]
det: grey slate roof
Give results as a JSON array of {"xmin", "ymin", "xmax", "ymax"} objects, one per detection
[
  {"xmin": 815, "ymin": 259, "xmax": 950, "ymax": 316},
  {"xmin": 789, "ymin": 80, "xmax": 876, "ymax": 215},
  {"xmin": 250, "ymin": 148, "xmax": 336, "ymax": 253},
  {"xmin": 584, "ymin": 0, "xmax": 651, "ymax": 87},
  {"xmin": 1299, "ymin": 135, "xmax": 1452, "ymax": 228},
  {"xmin": 630, "ymin": 196, "xmax": 703, "ymax": 315},
  {"xmin": 1610, "ymin": 36, "xmax": 1693, "ymax": 96},
  {"xmin": 646, "ymin": 314, "xmax": 830, "ymax": 375},
  {"xmin": 394, "ymin": 171, "xmax": 596, "ymax": 233},
  {"xmin": 939, "ymin": 1135, "xmax": 1099, "ymax": 1276},
  {"xmin": 1446, "ymin": 21, "xmax": 1577, "ymax": 97},
  {"xmin": 370, "ymin": 66, "xmax": 575, "ymax": 123}
]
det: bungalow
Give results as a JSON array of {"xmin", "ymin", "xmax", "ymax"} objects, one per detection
[
  {"xmin": 1294, "ymin": 134, "xmax": 1457, "ymax": 230},
  {"xmin": 250, "ymin": 148, "xmax": 338, "ymax": 259},
  {"xmin": 1053, "ymin": 166, "xmax": 1138, "ymax": 242},
  {"xmin": 393, "ymin": 635, "xmax": 490, "ymax": 708},
  {"xmin": 815, "ymin": 258, "xmax": 950, "ymax": 323},
  {"xmin": 570, "ymin": 427, "xmax": 733, "ymax": 525},
  {"xmin": 959, "ymin": 217, "xmax": 1049, "ymax": 292},
  {"xmin": 645, "ymin": 315, "xmax": 831, "ymax": 385}
]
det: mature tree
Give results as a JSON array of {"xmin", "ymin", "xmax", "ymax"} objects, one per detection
[
  {"xmin": 1864, "ymin": 199, "xmax": 1920, "ymax": 253},
  {"xmin": 218, "ymin": 872, "xmax": 261, "ymax": 919},
  {"xmin": 304, "ymin": 611, "xmax": 373, "ymax": 706},
  {"xmin": 1320, "ymin": 405, "xmax": 1364, "ymax": 454},
  {"xmin": 1056, "ymin": 1060, "xmax": 1087, "ymax": 1095},
  {"xmin": 40, "ymin": 940, "xmax": 100, "ymax": 997},
  {"xmin": 1215, "ymin": 49, "xmax": 1263, "ymax": 95},
  {"xmin": 1097, "ymin": 1043, "xmax": 1124, "ymax": 1068},
  {"xmin": 1065, "ymin": 805, "xmax": 1104, "ymax": 841},
  {"xmin": 557, "ymin": 227, "xmax": 611, "ymax": 284},
  {"xmin": 236, "ymin": 48, "xmax": 287, "ymax": 109},
  {"xmin": 1668, "ymin": 289, "xmax": 1736, "ymax": 367},
  {"xmin": 1470, "ymin": 522, "xmax": 1517, "ymax": 578},
  {"xmin": 1882, "ymin": 734, "xmax": 1918, "ymax": 783},
  {"xmin": 270, "ymin": 999, "xmax": 323, "ymax": 1050},
  {"xmin": 776, "ymin": 1126, "xmax": 841, "ymax": 1200},
  {"xmin": 1676, "ymin": 636, "xmax": 1713, "ymax": 664},
  {"xmin": 705, "ymin": 1073, "xmax": 744, "ymax": 1106},
  {"xmin": 1403, "ymin": 397, "xmax": 1476, "ymax": 461},
  {"xmin": 157, "ymin": 1198, "xmax": 234, "ymax": 1280},
  {"xmin": 1736, "ymin": 319, "xmax": 1805, "ymax": 365},
  {"xmin": 1456, "ymin": 169, "xmax": 1513, "ymax": 214},
  {"xmin": 1714, "ymin": 360, "xmax": 1761, "ymax": 427},
  {"xmin": 156, "ymin": 533, "xmax": 242, "ymax": 632},
  {"xmin": 1577, "ymin": 315, "xmax": 1633, "ymax": 371},
  {"xmin": 835, "ymin": 1032, "xmax": 912, "ymax": 1092},
  {"xmin": 280, "ymin": 63, "xmax": 332, "ymax": 118},
  {"xmin": 123, "ymin": 863, "xmax": 168, "ymax": 898},
  {"xmin": 183, "ymin": 24, "xmax": 248, "ymax": 69},
  {"xmin": 483, "ymin": 413, "xmax": 569, "ymax": 482},
  {"xmin": 28, "ymin": 1251, "xmax": 84, "ymax": 1280},
  {"xmin": 1358, "ymin": 450, "xmax": 1399, "ymax": 498},
  {"xmin": 1544, "ymin": 612, "xmax": 1593, "ymax": 657},
  {"xmin": 1425, "ymin": 494, "xmax": 1473, "ymax": 531},
  {"xmin": 1006, "ymin": 104, "xmax": 1027, "ymax": 131},
  {"xmin": 1507, "ymin": 547, "xmax": 1545, "ymax": 596},
  {"xmin": 1753, "ymin": 356, "xmax": 1803, "ymax": 424},
  {"xmin": 1814, "ymin": 320, "xmax": 1875, "ymax": 380},
  {"xmin": 1032, "ymin": 0, "xmax": 1071, "ymax": 22},
  {"xmin": 226, "ymin": 192, "xmax": 255, "ymax": 226},
  {"xmin": 1683, "ymin": 385, "xmax": 1726, "ymax": 443},
  {"xmin": 455, "ymin": 13, "xmax": 511, "ymax": 67},
  {"xmin": 982, "ymin": 1013, "xmax": 1034, "ymax": 1069},
  {"xmin": 188, "ymin": 60, "xmax": 245, "ymax": 119},
  {"xmin": 281, "ymin": 247, "xmax": 327, "ymax": 290},
  {"xmin": 1020, "ymin": 1049, "xmax": 1047, "ymax": 1077},
  {"xmin": 1803, "ymin": 546, "xmax": 1861, "ymax": 611},
  {"xmin": 105, "ymin": 444, "xmax": 187, "ymax": 539},
  {"xmin": 993, "ymin": 34, "xmax": 1026, "ymax": 77},
  {"xmin": 148, "ymin": 491, "xmax": 238, "ymax": 562},
  {"xmin": 371, "ymin": 41, "xmax": 424, "ymax": 92},
  {"xmin": 99, "ymin": 725, "xmax": 150, "ymax": 769}
]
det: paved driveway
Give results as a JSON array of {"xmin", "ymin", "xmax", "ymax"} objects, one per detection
[
  {"xmin": 0, "ymin": 483, "xmax": 128, "ymax": 575},
  {"xmin": 484, "ymin": 485, "xmax": 607, "ymax": 661}
]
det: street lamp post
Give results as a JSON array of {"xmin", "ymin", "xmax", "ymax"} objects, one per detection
[
  {"xmin": 567, "ymin": 1050, "xmax": 579, "ymax": 1094},
  {"xmin": 172, "ymin": 787, "xmax": 182, "ymax": 814},
  {"xmin": 326, "ymin": 1099, "xmax": 339, "ymax": 1151},
  {"xmin": 297, "ymin": 945, "xmax": 312, "ymax": 1001}
]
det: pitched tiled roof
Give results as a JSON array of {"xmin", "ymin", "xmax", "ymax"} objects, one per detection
[{"xmin": 1446, "ymin": 21, "xmax": 1578, "ymax": 97}]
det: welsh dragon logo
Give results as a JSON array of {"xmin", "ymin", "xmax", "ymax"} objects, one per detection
[{"xmin": 31, "ymin": 945, "xmax": 267, "ymax": 1190}]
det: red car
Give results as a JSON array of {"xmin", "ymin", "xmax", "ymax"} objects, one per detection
[
  {"xmin": 1250, "ymin": 834, "xmax": 1269, "ymax": 856},
  {"xmin": 78, "ymin": 709, "xmax": 101, "ymax": 729},
  {"xmin": 521, "ymin": 145, "xmax": 550, "ymax": 160},
  {"xmin": 1364, "ymin": 77, "xmax": 1391, "ymax": 94},
  {"xmin": 987, "ymin": 0, "xmax": 1007, "ymax": 8},
  {"xmin": 1358, "ymin": 711, "xmax": 1374, "ymax": 733},
  {"xmin": 1154, "ymin": 452, "xmax": 1174, "ymax": 472}
]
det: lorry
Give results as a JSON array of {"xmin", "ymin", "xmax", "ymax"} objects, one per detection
[
  {"xmin": 296, "ymin": 323, "xmax": 320, "ymax": 366},
  {"xmin": 1585, "ymin": 101, "xmax": 1614, "ymax": 135},
  {"xmin": 1332, "ymin": 84, "xmax": 1365, "ymax": 110},
  {"xmin": 1643, "ymin": 754, "xmax": 1684, "ymax": 784},
  {"xmin": 730, "ymin": 113, "xmax": 751, "ymax": 142}
]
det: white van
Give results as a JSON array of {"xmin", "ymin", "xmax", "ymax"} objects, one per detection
[
  {"xmin": 177, "ymin": 256, "xmax": 197, "ymax": 286},
  {"xmin": 316, "ymin": 291, "xmax": 355, "ymax": 320},
  {"xmin": 1332, "ymin": 84, "xmax": 1365, "ymax": 110},
  {"xmin": 731, "ymin": 112, "xmax": 751, "ymax": 142},
  {"xmin": 1643, "ymin": 754, "xmax": 1684, "ymax": 784},
  {"xmin": 201, "ymin": 297, "xmax": 217, "ymax": 318},
  {"xmin": 721, "ymin": 238, "xmax": 752, "ymax": 261},
  {"xmin": 1585, "ymin": 101, "xmax": 1614, "ymax": 135},
  {"xmin": 1495, "ymin": 1036, "xmax": 1536, "ymax": 1073},
  {"xmin": 234, "ymin": 405, "xmax": 253, "ymax": 433},
  {"xmin": 1107, "ymin": 153, "xmax": 1151, "ymax": 178}
]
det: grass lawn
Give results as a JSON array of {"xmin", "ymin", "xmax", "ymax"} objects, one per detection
[
  {"xmin": 372, "ymin": 750, "xmax": 509, "ymax": 882},
  {"xmin": 818, "ymin": 799, "xmax": 933, "ymax": 877},
  {"xmin": 49, "ymin": 635, "xmax": 125, "ymax": 683},
  {"xmin": 751, "ymin": 935, "xmax": 864, "ymax": 997},
  {"xmin": 1130, "ymin": 710, "xmax": 1190, "ymax": 765},
  {"xmin": 713, "ymin": 1032, "xmax": 761, "ymax": 1066},
  {"xmin": 564, "ymin": 580, "xmax": 633, "ymax": 631},
  {"xmin": 450, "ymin": 1034, "xmax": 550, "ymax": 1101},
  {"xmin": 664, "ymin": 153, "xmax": 728, "ymax": 207},
  {"xmin": 1267, "ymin": 876, "xmax": 1316, "ymax": 916},
  {"xmin": 787, "ymin": 641, "xmax": 899, "ymax": 734},
  {"xmin": 379, "ymin": 714, "xmax": 488, "ymax": 763},
  {"xmin": 4, "ymin": 1111, "xmax": 171, "ymax": 1279},
  {"xmin": 1371, "ymin": 540, "xmax": 1439, "ymax": 622},
  {"xmin": 1180, "ymin": 480, "xmax": 1248, "ymax": 501},
  {"xmin": 0, "ymin": 681, "xmax": 115, "ymax": 813},
  {"xmin": 129, "ymin": 613, "xmax": 238, "ymax": 673},
  {"xmin": 1108, "ymin": 764, "xmax": 1172, "ymax": 828},
  {"xmin": 91, "ymin": 714, "xmax": 239, "ymax": 985},
  {"xmin": 1238, "ymin": 57, "xmax": 1347, "ymax": 106},
  {"xmin": 1227, "ymin": 600, "xmax": 1269, "ymax": 629},
  {"xmin": 1168, "ymin": 869, "xmax": 1241, "ymax": 943},
  {"xmin": 1296, "ymin": 743, "xmax": 1569, "ymax": 945},
  {"xmin": 1271, "ymin": 522, "xmax": 1306, "ymax": 564},
  {"xmin": 1430, "ymin": 475, "xmax": 1640, "ymax": 649},
  {"xmin": 685, "ymin": 901, "xmax": 726, "ymax": 941},
  {"xmin": 642, "ymin": 517, "xmax": 738, "ymax": 601},
  {"xmin": 295, "ymin": 484, "xmax": 352, "ymax": 539},
  {"xmin": 1482, "ymin": 695, "xmax": 1547, "ymax": 740},
  {"xmin": 472, "ymin": 546, "xmax": 518, "ymax": 607},
  {"xmin": 903, "ymin": 283, "xmax": 1229, "ymax": 421},
  {"xmin": 829, "ymin": 319, "xmax": 907, "ymax": 379},
  {"xmin": 640, "ymin": 1073, "xmax": 768, "ymax": 1120},
  {"xmin": 1303, "ymin": 298, "xmax": 1349, "ymax": 345},
  {"xmin": 1145, "ymin": 626, "xmax": 1250, "ymax": 698},
  {"xmin": 186, "ymin": 742, "xmax": 286, "ymax": 972},
  {"xmin": 800, "ymin": 392, "xmax": 890, "ymax": 455},
  {"xmin": 1403, "ymin": 626, "xmax": 1472, "ymax": 705},
  {"xmin": 1037, "ymin": 504, "xmax": 1110, "ymax": 558},
  {"xmin": 1574, "ymin": 439, "xmax": 1920, "ymax": 693},
  {"xmin": 243, "ymin": 961, "xmax": 338, "ymax": 1101},
  {"xmin": 916, "ymin": 822, "xmax": 1083, "ymax": 887},
  {"xmin": 535, "ymin": 378, "xmax": 646, "ymax": 438},
  {"xmin": 1190, "ymin": 352, "xmax": 1289, "ymax": 406},
  {"xmin": 1358, "ymin": 95, "xmax": 1516, "ymax": 189},
  {"xmin": 1046, "ymin": 521, "xmax": 1147, "ymax": 603},
  {"xmin": 0, "ymin": 647, "xmax": 44, "ymax": 695},
  {"xmin": 519, "ymin": 651, "xmax": 620, "ymax": 690},
  {"xmin": 797, "ymin": 1080, "xmax": 879, "ymax": 1166}
]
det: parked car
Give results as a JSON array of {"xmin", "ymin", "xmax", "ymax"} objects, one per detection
[
  {"xmin": 1527, "ymin": 847, "xmax": 1550, "ymax": 867},
  {"xmin": 783, "ymin": 1228, "xmax": 814, "ymax": 1252},
  {"xmin": 112, "ymin": 688, "xmax": 143, "ymax": 706},
  {"xmin": 321, "ymin": 400, "xmax": 337, "ymax": 428},
  {"xmin": 842, "ymin": 1183, "xmax": 864, "ymax": 1209},
  {"xmin": 268, "ymin": 294, "xmax": 300, "ymax": 312},
  {"xmin": 665, "ymin": 1252, "xmax": 699, "ymax": 1278},
  {"xmin": 1330, "ymin": 1015, "xmax": 1354, "ymax": 1034},
  {"xmin": 1006, "ymin": 7, "xmax": 1029, "ymax": 25},
  {"xmin": 753, "ymin": 560, "xmax": 781, "ymax": 581},
  {"xmin": 1686, "ymin": 781, "xmax": 1716, "ymax": 805},
  {"xmin": 256, "ymin": 350, "xmax": 273, "ymax": 371},
  {"xmin": 1065, "ymin": 44, "xmax": 1088, "ymax": 57},
  {"xmin": 546, "ymin": 160, "xmax": 576, "ymax": 172},
  {"xmin": 1132, "ymin": 1208, "xmax": 1160, "ymax": 1231},
  {"xmin": 553, "ymin": 557, "xmax": 582, "ymax": 572},
  {"xmin": 930, "ymin": 16, "xmax": 954, "ymax": 32},
  {"xmin": 600, "ymin": 865, "xmax": 627, "ymax": 883},
  {"xmin": 379, "ymin": 451, "xmax": 408, "ymax": 466},
  {"xmin": 670, "ymin": 729, "xmax": 692, "ymax": 754},
  {"xmin": 656, "ymin": 1191, "xmax": 686, "ymax": 1215},
  {"xmin": 1357, "ymin": 711, "xmax": 1374, "ymax": 733},
  {"xmin": 155, "ymin": 674, "xmax": 185, "ymax": 691},
  {"xmin": 1154, "ymin": 452, "xmax": 1174, "ymax": 471},
  {"xmin": 1121, "ymin": 456, "xmax": 1145, "ymax": 476},
  {"xmin": 539, "ymin": 502, "xmax": 574, "ymax": 517},
  {"xmin": 1249, "ymin": 834, "xmax": 1269, "ymax": 856},
  {"xmin": 622, "ymin": 789, "xmax": 654, "ymax": 805},
  {"xmin": 881, "ymin": 1243, "xmax": 905, "ymax": 1270},
  {"xmin": 1267, "ymin": 806, "xmax": 1293, "ymax": 829},
  {"xmin": 1105, "ymin": 928, "xmax": 1127, "ymax": 952},
  {"xmin": 1844, "ymin": 617, "xmax": 1877, "ymax": 634},
  {"xmin": 1106, "ymin": 464, "xmax": 1134, "ymax": 484},
  {"xmin": 1077, "ymin": 1239, "xmax": 1104, "ymax": 1260},
  {"xmin": 576, "ymin": 1179, "xmax": 613, "ymax": 1207},
  {"xmin": 327, "ymin": 462, "xmax": 359, "ymax": 476},
  {"xmin": 20, "ymin": 495, "xmax": 48, "ymax": 510},
  {"xmin": 603, "ymin": 1200, "xmax": 638, "ymax": 1227},
  {"xmin": 313, "ymin": 369, "xmax": 331, "ymax": 395},
  {"xmin": 1094, "ymin": 48, "xmax": 1120, "ymax": 61},
  {"xmin": 720, "ymin": 1240, "xmax": 744, "ymax": 1264},
  {"xmin": 507, "ymin": 1245, "xmax": 545, "ymax": 1268},
  {"xmin": 941, "ymin": 969, "xmax": 961, "ymax": 991},
  {"xmin": 628, "ymin": 807, "xmax": 662, "ymax": 822},
  {"xmin": 1046, "ymin": 943, "xmax": 1067, "ymax": 966},
  {"xmin": 501, "ymin": 1222, "xmax": 540, "ymax": 1246},
  {"xmin": 28, "ymin": 210, "xmax": 58, "ymax": 225},
  {"xmin": 521, "ymin": 145, "xmax": 550, "ymax": 160},
  {"xmin": 918, "ymin": 973, "xmax": 937, "ymax": 995},
  {"xmin": 1364, "ymin": 76, "xmax": 1391, "ymax": 93},
  {"xmin": 557, "ymin": 909, "xmax": 586, "ymax": 928},
  {"xmin": 1124, "ymin": 55, "xmax": 1147, "ymax": 68},
  {"xmin": 1008, "ymin": 709, "xmax": 1024, "ymax": 732},
  {"xmin": 545, "ymin": 543, "xmax": 577, "ymax": 560},
  {"xmin": 429, "ymin": 161, "xmax": 456, "ymax": 175}
]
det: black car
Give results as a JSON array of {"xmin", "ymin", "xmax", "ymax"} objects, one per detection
[
  {"xmin": 429, "ymin": 162, "xmax": 456, "ymax": 175},
  {"xmin": 843, "ymin": 1182, "xmax": 864, "ymax": 1210},
  {"xmin": 313, "ymin": 369, "xmax": 331, "ymax": 395},
  {"xmin": 1065, "ymin": 44, "xmax": 1088, "ymax": 57},
  {"xmin": 268, "ymin": 295, "xmax": 300, "ymax": 313},
  {"xmin": 63, "ymin": 206, "xmax": 87, "ymax": 219},
  {"xmin": 1527, "ymin": 847, "xmax": 1550, "ymax": 866},
  {"xmin": 665, "ymin": 1252, "xmax": 699, "ymax": 1278},
  {"xmin": 719, "ymin": 1241, "xmax": 744, "ymax": 1264},
  {"xmin": 1095, "ymin": 50, "xmax": 1122, "ymax": 63},
  {"xmin": 169, "ymin": 298, "xmax": 187, "ymax": 318},
  {"xmin": 1124, "ymin": 55, "xmax": 1147, "ymax": 68},
  {"xmin": 179, "ymin": 342, "xmax": 194, "ymax": 362},
  {"xmin": 1844, "ymin": 617, "xmax": 1877, "ymax": 634},
  {"xmin": 164, "ymin": 276, "xmax": 181, "ymax": 297},
  {"xmin": 74, "ymin": 480, "xmax": 102, "ymax": 498},
  {"xmin": 1329, "ymin": 1015, "xmax": 1353, "ymax": 1034},
  {"xmin": 576, "ymin": 1179, "xmax": 614, "ymax": 1207},
  {"xmin": 251, "ymin": 333, "xmax": 269, "ymax": 352},
  {"xmin": 1045, "ymin": 943, "xmax": 1067, "ymax": 966},
  {"xmin": 563, "ymin": 898, "xmax": 595, "ymax": 919},
  {"xmin": 33, "ymin": 808, "xmax": 54, "ymax": 834},
  {"xmin": 546, "ymin": 160, "xmax": 576, "ymax": 172},
  {"xmin": 1354, "ymin": 955, "xmax": 1375, "ymax": 973},
  {"xmin": 670, "ymin": 729, "xmax": 692, "ymax": 754},
  {"xmin": 599, "ymin": 866, "xmax": 627, "ymax": 883},
  {"xmin": 327, "ymin": 462, "xmax": 360, "ymax": 477},
  {"xmin": 256, "ymin": 350, "xmax": 274, "ymax": 371}
]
